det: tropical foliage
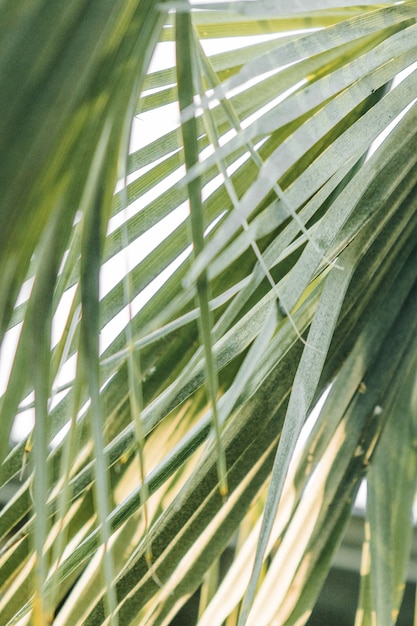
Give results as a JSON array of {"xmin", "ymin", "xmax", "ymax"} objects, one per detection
[{"xmin": 1, "ymin": 1, "xmax": 417, "ymax": 624}]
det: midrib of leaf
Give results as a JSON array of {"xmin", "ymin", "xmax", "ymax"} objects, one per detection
[
  {"xmin": 118, "ymin": 143, "xmax": 153, "ymax": 577},
  {"xmin": 176, "ymin": 7, "xmax": 228, "ymax": 497},
  {"xmin": 79, "ymin": 121, "xmax": 118, "ymax": 625},
  {"xmin": 31, "ymin": 232, "xmax": 61, "ymax": 625}
]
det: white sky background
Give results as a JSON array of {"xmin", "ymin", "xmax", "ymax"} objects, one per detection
[{"xmin": 1, "ymin": 25, "xmax": 417, "ymax": 510}]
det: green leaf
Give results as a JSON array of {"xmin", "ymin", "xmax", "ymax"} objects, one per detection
[
  {"xmin": 2, "ymin": 3, "xmax": 417, "ymax": 625},
  {"xmin": 356, "ymin": 363, "xmax": 417, "ymax": 626}
]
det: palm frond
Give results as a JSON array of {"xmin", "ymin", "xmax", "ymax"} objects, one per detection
[{"xmin": 1, "ymin": 1, "xmax": 417, "ymax": 625}]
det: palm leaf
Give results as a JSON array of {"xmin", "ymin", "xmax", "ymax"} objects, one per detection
[{"xmin": 1, "ymin": 1, "xmax": 417, "ymax": 625}]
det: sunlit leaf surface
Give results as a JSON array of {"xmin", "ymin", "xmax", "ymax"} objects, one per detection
[{"xmin": 1, "ymin": 1, "xmax": 417, "ymax": 625}]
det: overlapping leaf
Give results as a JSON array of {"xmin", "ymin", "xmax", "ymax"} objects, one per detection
[{"xmin": 1, "ymin": 2, "xmax": 417, "ymax": 625}]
